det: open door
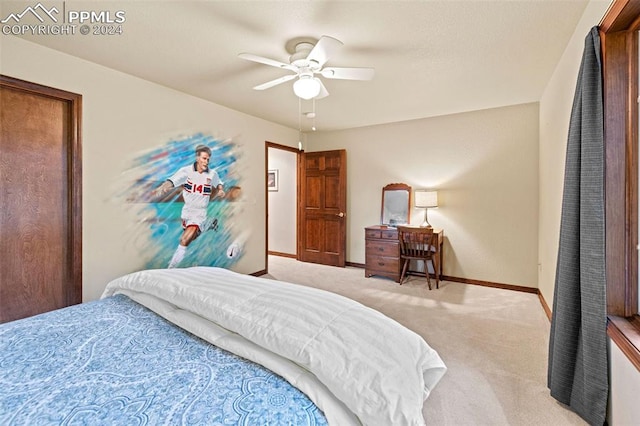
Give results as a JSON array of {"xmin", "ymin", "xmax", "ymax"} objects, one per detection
[{"xmin": 298, "ymin": 149, "xmax": 347, "ymax": 267}]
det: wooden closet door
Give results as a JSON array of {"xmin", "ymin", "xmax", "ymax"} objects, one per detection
[
  {"xmin": 0, "ymin": 76, "xmax": 82, "ymax": 323},
  {"xmin": 298, "ymin": 150, "xmax": 347, "ymax": 267}
]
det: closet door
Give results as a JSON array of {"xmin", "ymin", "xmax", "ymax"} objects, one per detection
[{"xmin": 0, "ymin": 76, "xmax": 82, "ymax": 323}]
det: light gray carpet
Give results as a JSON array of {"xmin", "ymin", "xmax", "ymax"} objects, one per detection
[{"xmin": 265, "ymin": 255, "xmax": 586, "ymax": 426}]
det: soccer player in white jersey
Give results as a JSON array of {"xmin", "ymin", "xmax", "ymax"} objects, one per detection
[{"xmin": 151, "ymin": 145, "xmax": 225, "ymax": 268}]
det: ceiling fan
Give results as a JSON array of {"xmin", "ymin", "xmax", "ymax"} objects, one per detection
[{"xmin": 238, "ymin": 35, "xmax": 375, "ymax": 100}]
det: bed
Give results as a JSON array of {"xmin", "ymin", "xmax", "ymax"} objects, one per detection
[{"xmin": 0, "ymin": 267, "xmax": 446, "ymax": 425}]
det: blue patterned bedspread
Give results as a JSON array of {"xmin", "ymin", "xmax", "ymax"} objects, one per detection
[{"xmin": 0, "ymin": 294, "xmax": 328, "ymax": 425}]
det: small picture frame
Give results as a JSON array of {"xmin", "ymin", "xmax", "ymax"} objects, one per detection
[{"xmin": 267, "ymin": 169, "xmax": 279, "ymax": 192}]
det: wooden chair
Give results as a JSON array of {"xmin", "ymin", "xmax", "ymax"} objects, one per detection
[{"xmin": 397, "ymin": 226, "xmax": 440, "ymax": 289}]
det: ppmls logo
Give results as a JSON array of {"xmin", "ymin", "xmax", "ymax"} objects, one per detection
[
  {"xmin": 1, "ymin": 2, "xmax": 59, "ymax": 24},
  {"xmin": 1, "ymin": 2, "xmax": 126, "ymax": 36}
]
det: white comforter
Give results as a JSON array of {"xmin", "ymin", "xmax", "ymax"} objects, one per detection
[{"xmin": 102, "ymin": 267, "xmax": 446, "ymax": 426}]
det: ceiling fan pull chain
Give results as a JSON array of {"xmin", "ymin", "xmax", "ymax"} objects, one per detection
[
  {"xmin": 298, "ymin": 96, "xmax": 303, "ymax": 150},
  {"xmin": 312, "ymin": 98, "xmax": 316, "ymax": 131}
]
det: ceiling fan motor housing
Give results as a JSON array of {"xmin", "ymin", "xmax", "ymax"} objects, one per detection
[{"xmin": 290, "ymin": 42, "xmax": 320, "ymax": 69}]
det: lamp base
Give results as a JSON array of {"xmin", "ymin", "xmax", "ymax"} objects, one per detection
[{"xmin": 420, "ymin": 209, "xmax": 432, "ymax": 228}]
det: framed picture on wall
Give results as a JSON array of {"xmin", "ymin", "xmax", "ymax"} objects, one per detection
[{"xmin": 268, "ymin": 169, "xmax": 279, "ymax": 192}]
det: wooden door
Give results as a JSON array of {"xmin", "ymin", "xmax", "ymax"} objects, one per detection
[
  {"xmin": 0, "ymin": 75, "xmax": 82, "ymax": 323},
  {"xmin": 298, "ymin": 150, "xmax": 347, "ymax": 267}
]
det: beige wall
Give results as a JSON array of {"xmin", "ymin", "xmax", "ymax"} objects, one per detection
[
  {"xmin": 307, "ymin": 103, "xmax": 539, "ymax": 287},
  {"xmin": 539, "ymin": 0, "xmax": 640, "ymax": 423},
  {"xmin": 1, "ymin": 35, "xmax": 298, "ymax": 301},
  {"xmin": 609, "ymin": 342, "xmax": 640, "ymax": 424}
]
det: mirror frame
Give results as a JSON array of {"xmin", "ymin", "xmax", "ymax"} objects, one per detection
[{"xmin": 380, "ymin": 183, "xmax": 412, "ymax": 226}]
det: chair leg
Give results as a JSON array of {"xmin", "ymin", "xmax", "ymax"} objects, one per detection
[
  {"xmin": 425, "ymin": 264, "xmax": 432, "ymax": 290},
  {"xmin": 432, "ymin": 257, "xmax": 440, "ymax": 289},
  {"xmin": 400, "ymin": 259, "xmax": 409, "ymax": 285},
  {"xmin": 433, "ymin": 256, "xmax": 440, "ymax": 288}
]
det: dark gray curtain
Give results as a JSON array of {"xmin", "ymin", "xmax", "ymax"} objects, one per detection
[{"xmin": 548, "ymin": 26, "xmax": 607, "ymax": 426}]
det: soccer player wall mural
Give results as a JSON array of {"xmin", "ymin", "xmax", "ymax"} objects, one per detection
[{"xmin": 119, "ymin": 133, "xmax": 244, "ymax": 269}]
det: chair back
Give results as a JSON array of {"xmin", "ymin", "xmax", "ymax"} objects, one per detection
[{"xmin": 397, "ymin": 226, "xmax": 435, "ymax": 259}]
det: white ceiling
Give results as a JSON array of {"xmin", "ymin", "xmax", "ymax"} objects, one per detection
[{"xmin": 4, "ymin": 0, "xmax": 600, "ymax": 131}]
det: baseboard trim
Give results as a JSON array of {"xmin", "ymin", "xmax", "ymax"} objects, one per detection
[
  {"xmin": 343, "ymin": 262, "xmax": 538, "ymax": 294},
  {"xmin": 538, "ymin": 292, "xmax": 552, "ymax": 321},
  {"xmin": 438, "ymin": 275, "xmax": 537, "ymax": 294},
  {"xmin": 268, "ymin": 251, "xmax": 296, "ymax": 259}
]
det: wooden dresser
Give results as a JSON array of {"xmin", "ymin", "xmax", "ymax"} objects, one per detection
[{"xmin": 364, "ymin": 225, "xmax": 443, "ymax": 282}]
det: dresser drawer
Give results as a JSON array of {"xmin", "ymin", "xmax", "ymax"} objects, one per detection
[
  {"xmin": 366, "ymin": 240, "xmax": 398, "ymax": 257},
  {"xmin": 366, "ymin": 255, "xmax": 399, "ymax": 274},
  {"xmin": 365, "ymin": 229, "xmax": 381, "ymax": 239},
  {"xmin": 381, "ymin": 229, "xmax": 398, "ymax": 239}
]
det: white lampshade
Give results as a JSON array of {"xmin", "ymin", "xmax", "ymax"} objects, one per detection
[
  {"xmin": 415, "ymin": 190, "xmax": 438, "ymax": 208},
  {"xmin": 293, "ymin": 77, "xmax": 321, "ymax": 99}
]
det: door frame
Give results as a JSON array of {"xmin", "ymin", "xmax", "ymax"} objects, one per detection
[{"xmin": 265, "ymin": 141, "xmax": 301, "ymax": 274}]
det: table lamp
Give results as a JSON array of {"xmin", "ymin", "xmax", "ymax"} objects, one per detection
[{"xmin": 414, "ymin": 190, "xmax": 438, "ymax": 228}]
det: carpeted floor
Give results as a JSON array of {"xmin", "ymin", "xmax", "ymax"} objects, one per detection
[{"xmin": 265, "ymin": 255, "xmax": 586, "ymax": 426}]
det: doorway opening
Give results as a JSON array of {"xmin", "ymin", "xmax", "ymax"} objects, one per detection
[{"xmin": 265, "ymin": 142, "xmax": 300, "ymax": 273}]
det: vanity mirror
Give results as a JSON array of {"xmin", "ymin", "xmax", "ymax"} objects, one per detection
[{"xmin": 380, "ymin": 183, "xmax": 411, "ymax": 226}]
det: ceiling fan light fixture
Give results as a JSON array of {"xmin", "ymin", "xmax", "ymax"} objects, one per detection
[{"xmin": 293, "ymin": 77, "xmax": 321, "ymax": 99}]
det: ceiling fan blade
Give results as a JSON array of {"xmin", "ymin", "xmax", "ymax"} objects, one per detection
[
  {"xmin": 321, "ymin": 67, "xmax": 375, "ymax": 80},
  {"xmin": 316, "ymin": 79, "xmax": 329, "ymax": 99},
  {"xmin": 253, "ymin": 74, "xmax": 297, "ymax": 90},
  {"xmin": 307, "ymin": 35, "xmax": 343, "ymax": 68},
  {"xmin": 238, "ymin": 53, "xmax": 297, "ymax": 72}
]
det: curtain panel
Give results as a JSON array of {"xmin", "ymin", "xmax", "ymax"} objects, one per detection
[{"xmin": 547, "ymin": 26, "xmax": 608, "ymax": 426}]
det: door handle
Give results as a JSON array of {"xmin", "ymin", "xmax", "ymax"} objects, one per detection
[{"xmin": 336, "ymin": 212, "xmax": 345, "ymax": 218}]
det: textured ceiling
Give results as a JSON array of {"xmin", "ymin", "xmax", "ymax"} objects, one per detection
[{"xmin": 2, "ymin": 0, "xmax": 599, "ymax": 131}]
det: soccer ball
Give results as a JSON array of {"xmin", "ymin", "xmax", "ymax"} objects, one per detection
[{"xmin": 226, "ymin": 243, "xmax": 241, "ymax": 259}]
